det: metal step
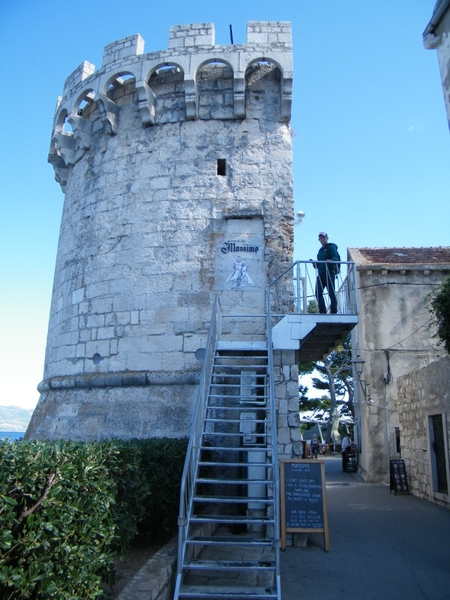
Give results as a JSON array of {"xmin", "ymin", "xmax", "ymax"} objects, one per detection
[
  {"xmin": 200, "ymin": 435, "xmax": 269, "ymax": 441},
  {"xmin": 193, "ymin": 496, "xmax": 273, "ymax": 505},
  {"xmin": 196, "ymin": 477, "xmax": 271, "ymax": 485},
  {"xmin": 208, "ymin": 388, "xmax": 268, "ymax": 394},
  {"xmin": 206, "ymin": 407, "xmax": 268, "ymax": 412},
  {"xmin": 187, "ymin": 535, "xmax": 274, "ymax": 547},
  {"xmin": 204, "ymin": 417, "xmax": 268, "ymax": 424},
  {"xmin": 184, "ymin": 559, "xmax": 276, "ymax": 571},
  {"xmin": 177, "ymin": 584, "xmax": 278, "ymax": 598},
  {"xmin": 206, "ymin": 400, "xmax": 267, "ymax": 406},
  {"xmin": 198, "ymin": 461, "xmax": 271, "ymax": 468},
  {"xmin": 208, "ymin": 396, "xmax": 267, "ymax": 402},
  {"xmin": 190, "ymin": 514, "xmax": 273, "ymax": 525},
  {"xmin": 210, "ymin": 379, "xmax": 267, "ymax": 384},
  {"xmin": 216, "ymin": 341, "xmax": 268, "ymax": 351},
  {"xmin": 199, "ymin": 445, "xmax": 272, "ymax": 453},
  {"xmin": 212, "ymin": 367, "xmax": 268, "ymax": 371}
]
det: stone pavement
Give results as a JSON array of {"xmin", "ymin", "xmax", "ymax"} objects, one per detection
[
  {"xmin": 281, "ymin": 455, "xmax": 450, "ymax": 600},
  {"xmin": 118, "ymin": 455, "xmax": 450, "ymax": 599}
]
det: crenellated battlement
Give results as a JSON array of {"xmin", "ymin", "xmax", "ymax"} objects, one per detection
[
  {"xmin": 101, "ymin": 33, "xmax": 145, "ymax": 68},
  {"xmin": 49, "ymin": 22, "xmax": 292, "ymax": 189},
  {"xmin": 168, "ymin": 23, "xmax": 216, "ymax": 48}
]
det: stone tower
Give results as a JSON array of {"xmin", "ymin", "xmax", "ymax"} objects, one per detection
[{"xmin": 26, "ymin": 22, "xmax": 294, "ymax": 441}]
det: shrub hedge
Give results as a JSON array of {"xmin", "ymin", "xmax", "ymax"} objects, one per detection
[{"xmin": 0, "ymin": 437, "xmax": 187, "ymax": 599}]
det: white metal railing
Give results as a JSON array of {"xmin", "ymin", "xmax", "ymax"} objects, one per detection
[
  {"xmin": 268, "ymin": 260, "xmax": 358, "ymax": 317},
  {"xmin": 265, "ymin": 299, "xmax": 282, "ymax": 598},
  {"xmin": 175, "ymin": 295, "xmax": 221, "ymax": 584},
  {"xmin": 175, "ymin": 294, "xmax": 282, "ymax": 598}
]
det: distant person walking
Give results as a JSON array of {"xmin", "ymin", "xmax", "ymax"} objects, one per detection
[
  {"xmin": 341, "ymin": 432, "xmax": 352, "ymax": 471},
  {"xmin": 310, "ymin": 434, "xmax": 320, "ymax": 459},
  {"xmin": 315, "ymin": 232, "xmax": 339, "ymax": 314}
]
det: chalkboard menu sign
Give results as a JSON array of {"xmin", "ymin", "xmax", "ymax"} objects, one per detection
[
  {"xmin": 280, "ymin": 459, "xmax": 329, "ymax": 551},
  {"xmin": 390, "ymin": 459, "xmax": 409, "ymax": 495}
]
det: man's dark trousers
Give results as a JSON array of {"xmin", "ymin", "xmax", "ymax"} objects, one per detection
[{"xmin": 316, "ymin": 270, "xmax": 337, "ymax": 313}]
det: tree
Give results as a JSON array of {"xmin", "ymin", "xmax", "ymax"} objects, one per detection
[
  {"xmin": 299, "ymin": 335, "xmax": 354, "ymax": 444},
  {"xmin": 430, "ymin": 275, "xmax": 450, "ymax": 354}
]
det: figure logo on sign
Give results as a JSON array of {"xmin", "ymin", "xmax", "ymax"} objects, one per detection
[{"xmin": 226, "ymin": 256, "xmax": 256, "ymax": 290}]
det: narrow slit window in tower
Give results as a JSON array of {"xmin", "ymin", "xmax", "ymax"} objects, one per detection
[{"xmin": 217, "ymin": 159, "xmax": 226, "ymax": 176}]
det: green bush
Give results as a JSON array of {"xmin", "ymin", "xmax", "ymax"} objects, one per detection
[
  {"xmin": 0, "ymin": 437, "xmax": 188, "ymax": 599},
  {"xmin": 130, "ymin": 438, "xmax": 189, "ymax": 545},
  {"xmin": 0, "ymin": 440, "xmax": 117, "ymax": 599}
]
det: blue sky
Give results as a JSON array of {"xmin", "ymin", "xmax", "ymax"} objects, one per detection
[{"xmin": 0, "ymin": 0, "xmax": 448, "ymax": 410}]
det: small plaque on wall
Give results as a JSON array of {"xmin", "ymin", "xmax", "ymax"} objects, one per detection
[{"xmin": 215, "ymin": 218, "xmax": 264, "ymax": 292}]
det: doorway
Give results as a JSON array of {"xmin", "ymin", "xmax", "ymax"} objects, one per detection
[{"xmin": 429, "ymin": 414, "xmax": 448, "ymax": 494}]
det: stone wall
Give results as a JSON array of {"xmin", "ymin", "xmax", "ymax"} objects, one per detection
[
  {"xmin": 398, "ymin": 356, "xmax": 450, "ymax": 508},
  {"xmin": 424, "ymin": 4, "xmax": 450, "ymax": 131},
  {"xmin": 274, "ymin": 350, "xmax": 301, "ymax": 459},
  {"xmin": 348, "ymin": 250, "xmax": 447, "ymax": 482}
]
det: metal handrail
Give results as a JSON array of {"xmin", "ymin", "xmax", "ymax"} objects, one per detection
[
  {"xmin": 268, "ymin": 259, "xmax": 358, "ymax": 317},
  {"xmin": 266, "ymin": 289, "xmax": 282, "ymax": 598},
  {"xmin": 175, "ymin": 295, "xmax": 221, "ymax": 580}
]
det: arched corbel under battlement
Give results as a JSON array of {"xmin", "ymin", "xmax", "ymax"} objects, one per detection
[
  {"xmin": 67, "ymin": 115, "xmax": 93, "ymax": 161},
  {"xmin": 233, "ymin": 75, "xmax": 246, "ymax": 118},
  {"xmin": 67, "ymin": 90, "xmax": 95, "ymax": 156},
  {"xmin": 196, "ymin": 58, "xmax": 235, "ymax": 120},
  {"xmin": 54, "ymin": 107, "xmax": 71, "ymax": 135},
  {"xmin": 95, "ymin": 94, "xmax": 120, "ymax": 135},
  {"xmin": 51, "ymin": 132, "xmax": 76, "ymax": 167},
  {"xmin": 281, "ymin": 76, "xmax": 293, "ymax": 121},
  {"xmin": 245, "ymin": 57, "xmax": 287, "ymax": 121},
  {"xmin": 98, "ymin": 71, "xmax": 139, "ymax": 133},
  {"xmin": 49, "ymin": 108, "xmax": 75, "ymax": 169},
  {"xmin": 136, "ymin": 80, "xmax": 156, "ymax": 126},
  {"xmin": 184, "ymin": 77, "xmax": 198, "ymax": 121},
  {"xmin": 73, "ymin": 88, "xmax": 96, "ymax": 117},
  {"xmin": 103, "ymin": 71, "xmax": 138, "ymax": 105},
  {"xmin": 142, "ymin": 63, "xmax": 185, "ymax": 125},
  {"xmin": 243, "ymin": 50, "xmax": 293, "ymax": 121}
]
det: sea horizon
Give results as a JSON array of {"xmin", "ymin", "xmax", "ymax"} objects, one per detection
[{"xmin": 0, "ymin": 431, "xmax": 25, "ymax": 440}]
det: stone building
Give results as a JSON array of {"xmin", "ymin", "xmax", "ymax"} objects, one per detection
[
  {"xmin": 397, "ymin": 355, "xmax": 450, "ymax": 507},
  {"xmin": 26, "ymin": 22, "xmax": 299, "ymax": 442},
  {"xmin": 423, "ymin": 0, "xmax": 450, "ymax": 130},
  {"xmin": 349, "ymin": 247, "xmax": 450, "ymax": 507}
]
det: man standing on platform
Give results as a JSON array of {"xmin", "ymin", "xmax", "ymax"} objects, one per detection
[{"xmin": 315, "ymin": 232, "xmax": 340, "ymax": 314}]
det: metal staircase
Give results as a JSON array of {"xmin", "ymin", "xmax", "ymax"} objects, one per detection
[
  {"xmin": 173, "ymin": 299, "xmax": 281, "ymax": 599},
  {"xmin": 173, "ymin": 260, "xmax": 358, "ymax": 599}
]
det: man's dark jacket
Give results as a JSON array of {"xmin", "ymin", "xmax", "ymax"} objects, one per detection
[{"xmin": 317, "ymin": 243, "xmax": 339, "ymax": 276}]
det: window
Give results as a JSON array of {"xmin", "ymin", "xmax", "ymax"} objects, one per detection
[
  {"xmin": 395, "ymin": 427, "xmax": 401, "ymax": 455},
  {"xmin": 217, "ymin": 159, "xmax": 226, "ymax": 176}
]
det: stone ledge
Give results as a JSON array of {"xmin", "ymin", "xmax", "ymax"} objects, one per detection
[
  {"xmin": 37, "ymin": 370, "xmax": 200, "ymax": 392},
  {"xmin": 116, "ymin": 537, "xmax": 178, "ymax": 600}
]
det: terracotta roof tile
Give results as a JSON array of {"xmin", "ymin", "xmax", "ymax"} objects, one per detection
[{"xmin": 353, "ymin": 247, "xmax": 450, "ymax": 265}]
